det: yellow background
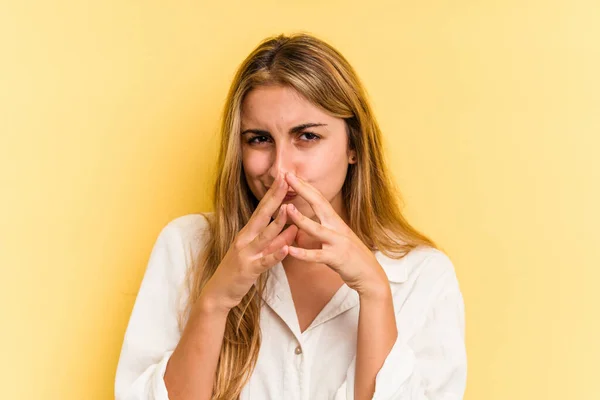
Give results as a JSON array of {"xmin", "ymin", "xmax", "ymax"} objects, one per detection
[{"xmin": 2, "ymin": 1, "xmax": 598, "ymax": 399}]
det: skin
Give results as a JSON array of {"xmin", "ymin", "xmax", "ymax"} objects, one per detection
[
  {"xmin": 240, "ymin": 84, "xmax": 357, "ymax": 235},
  {"xmin": 240, "ymin": 85, "xmax": 397, "ymax": 400},
  {"xmin": 164, "ymin": 84, "xmax": 395, "ymax": 400}
]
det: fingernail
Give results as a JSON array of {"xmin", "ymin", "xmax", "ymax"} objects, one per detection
[{"xmin": 288, "ymin": 204, "xmax": 296, "ymax": 212}]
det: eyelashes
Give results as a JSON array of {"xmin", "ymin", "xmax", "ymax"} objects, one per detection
[{"xmin": 246, "ymin": 132, "xmax": 321, "ymax": 146}]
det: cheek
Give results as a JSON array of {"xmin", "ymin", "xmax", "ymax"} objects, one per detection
[
  {"xmin": 299, "ymin": 153, "xmax": 348, "ymax": 197},
  {"xmin": 242, "ymin": 150, "xmax": 269, "ymax": 177},
  {"xmin": 242, "ymin": 150, "xmax": 272, "ymax": 200}
]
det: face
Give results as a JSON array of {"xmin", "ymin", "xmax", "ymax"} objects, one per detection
[{"xmin": 240, "ymin": 84, "xmax": 356, "ymax": 225}]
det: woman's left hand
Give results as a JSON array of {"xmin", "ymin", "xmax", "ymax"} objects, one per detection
[{"xmin": 284, "ymin": 172, "xmax": 390, "ymax": 300}]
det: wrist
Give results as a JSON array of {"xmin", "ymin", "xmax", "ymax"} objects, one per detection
[
  {"xmin": 357, "ymin": 280, "xmax": 392, "ymax": 303},
  {"xmin": 195, "ymin": 292, "xmax": 232, "ymax": 317}
]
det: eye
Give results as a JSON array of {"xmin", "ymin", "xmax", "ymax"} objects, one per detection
[
  {"xmin": 246, "ymin": 132, "xmax": 321, "ymax": 146},
  {"xmin": 299, "ymin": 132, "xmax": 320, "ymax": 142},
  {"xmin": 247, "ymin": 135, "xmax": 271, "ymax": 145}
]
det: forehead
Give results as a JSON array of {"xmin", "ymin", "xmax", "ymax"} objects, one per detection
[{"xmin": 240, "ymin": 85, "xmax": 334, "ymax": 128}]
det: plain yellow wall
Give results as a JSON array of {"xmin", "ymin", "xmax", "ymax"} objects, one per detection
[{"xmin": 2, "ymin": 0, "xmax": 598, "ymax": 399}]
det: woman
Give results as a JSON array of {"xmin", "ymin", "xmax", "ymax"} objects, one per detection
[{"xmin": 115, "ymin": 33, "xmax": 467, "ymax": 400}]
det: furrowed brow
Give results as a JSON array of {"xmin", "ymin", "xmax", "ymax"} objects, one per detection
[{"xmin": 241, "ymin": 123, "xmax": 327, "ymax": 136}]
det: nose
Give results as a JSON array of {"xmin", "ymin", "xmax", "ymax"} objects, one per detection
[{"xmin": 267, "ymin": 141, "xmax": 296, "ymax": 183}]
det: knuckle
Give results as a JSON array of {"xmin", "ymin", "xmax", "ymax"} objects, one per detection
[
  {"xmin": 341, "ymin": 236, "xmax": 351, "ymax": 250},
  {"xmin": 261, "ymin": 241, "xmax": 274, "ymax": 255},
  {"xmin": 253, "ymin": 202, "xmax": 265, "ymax": 214},
  {"xmin": 234, "ymin": 261, "xmax": 246, "ymax": 276},
  {"xmin": 276, "ymin": 209, "xmax": 286, "ymax": 224},
  {"xmin": 316, "ymin": 223, "xmax": 326, "ymax": 236},
  {"xmin": 317, "ymin": 194, "xmax": 328, "ymax": 206},
  {"xmin": 233, "ymin": 238, "xmax": 245, "ymax": 252},
  {"xmin": 257, "ymin": 230, "xmax": 267, "ymax": 243},
  {"xmin": 313, "ymin": 252, "xmax": 320, "ymax": 263},
  {"xmin": 298, "ymin": 248, "xmax": 307, "ymax": 259},
  {"xmin": 259, "ymin": 255, "xmax": 270, "ymax": 269},
  {"xmin": 258, "ymin": 203, "xmax": 272, "ymax": 217}
]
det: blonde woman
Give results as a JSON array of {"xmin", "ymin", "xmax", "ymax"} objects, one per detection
[{"xmin": 115, "ymin": 33, "xmax": 467, "ymax": 400}]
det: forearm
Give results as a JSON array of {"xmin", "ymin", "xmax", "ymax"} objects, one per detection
[
  {"xmin": 354, "ymin": 288, "xmax": 398, "ymax": 400},
  {"xmin": 164, "ymin": 294, "xmax": 229, "ymax": 400}
]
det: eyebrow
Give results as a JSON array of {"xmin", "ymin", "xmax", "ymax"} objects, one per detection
[{"xmin": 240, "ymin": 123, "xmax": 328, "ymax": 136}]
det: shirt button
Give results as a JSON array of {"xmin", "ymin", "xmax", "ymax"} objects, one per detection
[{"xmin": 294, "ymin": 345, "xmax": 302, "ymax": 355}]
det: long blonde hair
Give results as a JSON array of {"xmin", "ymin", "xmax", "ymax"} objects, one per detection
[{"xmin": 179, "ymin": 32, "xmax": 437, "ymax": 400}]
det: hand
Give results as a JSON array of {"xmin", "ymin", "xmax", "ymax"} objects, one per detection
[
  {"xmin": 283, "ymin": 172, "xmax": 390, "ymax": 299},
  {"xmin": 201, "ymin": 173, "xmax": 298, "ymax": 312}
]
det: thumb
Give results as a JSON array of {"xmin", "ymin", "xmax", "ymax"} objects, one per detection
[{"xmin": 294, "ymin": 228, "xmax": 322, "ymax": 250}]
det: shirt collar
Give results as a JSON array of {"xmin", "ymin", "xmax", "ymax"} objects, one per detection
[
  {"xmin": 374, "ymin": 250, "xmax": 410, "ymax": 283},
  {"xmin": 258, "ymin": 250, "xmax": 410, "ymax": 340},
  {"xmin": 260, "ymin": 248, "xmax": 410, "ymax": 307},
  {"xmin": 260, "ymin": 261, "xmax": 359, "ymax": 340}
]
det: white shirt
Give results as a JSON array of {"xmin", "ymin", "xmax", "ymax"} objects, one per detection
[{"xmin": 115, "ymin": 213, "xmax": 467, "ymax": 400}]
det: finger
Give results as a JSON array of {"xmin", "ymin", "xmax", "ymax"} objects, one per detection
[
  {"xmin": 288, "ymin": 246, "xmax": 331, "ymax": 264},
  {"xmin": 284, "ymin": 172, "xmax": 339, "ymax": 225},
  {"xmin": 248, "ymin": 204, "xmax": 288, "ymax": 252},
  {"xmin": 262, "ymin": 223, "xmax": 298, "ymax": 255},
  {"xmin": 243, "ymin": 173, "xmax": 289, "ymax": 238},
  {"xmin": 286, "ymin": 204, "xmax": 336, "ymax": 243},
  {"xmin": 251, "ymin": 173, "xmax": 289, "ymax": 230},
  {"xmin": 253, "ymin": 243, "xmax": 289, "ymax": 273}
]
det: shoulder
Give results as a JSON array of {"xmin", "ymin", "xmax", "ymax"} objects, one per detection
[
  {"xmin": 161, "ymin": 213, "xmax": 211, "ymax": 242},
  {"xmin": 156, "ymin": 212, "xmax": 213, "ymax": 268},
  {"xmin": 379, "ymin": 246, "xmax": 464, "ymax": 335},
  {"xmin": 378, "ymin": 245, "xmax": 460, "ymax": 294},
  {"xmin": 405, "ymin": 246, "xmax": 457, "ymax": 282}
]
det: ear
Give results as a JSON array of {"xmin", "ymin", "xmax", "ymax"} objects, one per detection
[{"xmin": 348, "ymin": 149, "xmax": 357, "ymax": 164}]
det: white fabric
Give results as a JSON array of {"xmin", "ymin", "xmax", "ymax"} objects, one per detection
[{"xmin": 115, "ymin": 213, "xmax": 467, "ymax": 400}]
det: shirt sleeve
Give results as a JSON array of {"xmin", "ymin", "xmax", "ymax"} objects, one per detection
[
  {"xmin": 115, "ymin": 217, "xmax": 199, "ymax": 400},
  {"xmin": 334, "ymin": 267, "xmax": 467, "ymax": 400}
]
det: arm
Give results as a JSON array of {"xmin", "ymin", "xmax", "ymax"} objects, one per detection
[
  {"xmin": 336, "ymin": 257, "xmax": 467, "ymax": 400},
  {"xmin": 163, "ymin": 296, "xmax": 229, "ymax": 400},
  {"xmin": 354, "ymin": 289, "xmax": 398, "ymax": 400},
  {"xmin": 115, "ymin": 216, "xmax": 227, "ymax": 400}
]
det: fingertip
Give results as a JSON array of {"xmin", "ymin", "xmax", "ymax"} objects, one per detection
[
  {"xmin": 280, "ymin": 206, "xmax": 289, "ymax": 222},
  {"xmin": 278, "ymin": 245, "xmax": 288, "ymax": 257}
]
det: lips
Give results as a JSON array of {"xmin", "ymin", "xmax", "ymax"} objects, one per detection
[{"xmin": 283, "ymin": 192, "xmax": 297, "ymax": 200}]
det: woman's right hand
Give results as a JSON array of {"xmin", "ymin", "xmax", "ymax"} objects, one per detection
[{"xmin": 199, "ymin": 172, "xmax": 298, "ymax": 313}]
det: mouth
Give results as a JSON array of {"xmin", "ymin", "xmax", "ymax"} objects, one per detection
[{"xmin": 283, "ymin": 192, "xmax": 297, "ymax": 201}]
